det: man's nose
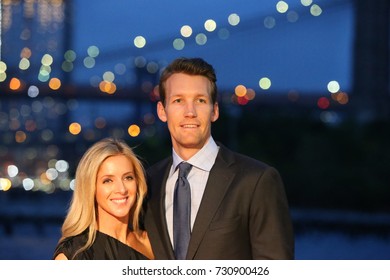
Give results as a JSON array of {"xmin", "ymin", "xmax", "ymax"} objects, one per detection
[{"xmin": 184, "ymin": 102, "xmax": 197, "ymax": 117}]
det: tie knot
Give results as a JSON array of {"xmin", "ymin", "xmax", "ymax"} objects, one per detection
[{"xmin": 178, "ymin": 162, "xmax": 192, "ymax": 179}]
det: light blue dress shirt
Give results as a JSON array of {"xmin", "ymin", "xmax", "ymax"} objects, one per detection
[{"xmin": 165, "ymin": 136, "xmax": 220, "ymax": 247}]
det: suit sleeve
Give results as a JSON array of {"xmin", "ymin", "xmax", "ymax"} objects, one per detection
[{"xmin": 249, "ymin": 166, "xmax": 295, "ymax": 259}]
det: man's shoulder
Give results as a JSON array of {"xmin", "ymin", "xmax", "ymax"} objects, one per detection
[
  {"xmin": 217, "ymin": 142, "xmax": 270, "ymax": 169},
  {"xmin": 146, "ymin": 157, "xmax": 172, "ymax": 174}
]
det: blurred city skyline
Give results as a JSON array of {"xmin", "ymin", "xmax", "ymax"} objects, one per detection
[{"xmin": 1, "ymin": 0, "xmax": 353, "ymax": 94}]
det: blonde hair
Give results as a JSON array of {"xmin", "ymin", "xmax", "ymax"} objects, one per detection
[{"xmin": 58, "ymin": 137, "xmax": 147, "ymax": 259}]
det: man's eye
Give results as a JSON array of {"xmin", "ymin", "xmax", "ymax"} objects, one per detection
[{"xmin": 173, "ymin": 99, "xmax": 181, "ymax": 103}]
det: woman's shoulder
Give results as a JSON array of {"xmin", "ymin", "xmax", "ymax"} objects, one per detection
[
  {"xmin": 96, "ymin": 231, "xmax": 150, "ymax": 260},
  {"xmin": 53, "ymin": 230, "xmax": 88, "ymax": 260},
  {"xmin": 126, "ymin": 230, "xmax": 154, "ymax": 260},
  {"xmin": 53, "ymin": 230, "xmax": 151, "ymax": 260}
]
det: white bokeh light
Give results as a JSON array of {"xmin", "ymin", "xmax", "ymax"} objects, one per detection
[
  {"xmin": 7, "ymin": 165, "xmax": 19, "ymax": 177},
  {"xmin": 23, "ymin": 178, "xmax": 34, "ymax": 191},
  {"xmin": 55, "ymin": 160, "xmax": 69, "ymax": 172},
  {"xmin": 327, "ymin": 80, "xmax": 340, "ymax": 93}
]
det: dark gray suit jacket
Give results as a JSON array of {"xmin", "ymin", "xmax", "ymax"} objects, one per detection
[{"xmin": 144, "ymin": 144, "xmax": 294, "ymax": 259}]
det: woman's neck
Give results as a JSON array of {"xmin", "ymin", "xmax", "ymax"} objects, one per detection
[{"xmin": 97, "ymin": 218, "xmax": 129, "ymax": 244}]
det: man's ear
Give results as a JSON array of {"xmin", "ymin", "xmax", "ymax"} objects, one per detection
[
  {"xmin": 157, "ymin": 101, "xmax": 167, "ymax": 122},
  {"xmin": 211, "ymin": 102, "xmax": 219, "ymax": 122}
]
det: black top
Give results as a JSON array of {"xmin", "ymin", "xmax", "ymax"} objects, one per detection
[{"xmin": 53, "ymin": 229, "xmax": 149, "ymax": 260}]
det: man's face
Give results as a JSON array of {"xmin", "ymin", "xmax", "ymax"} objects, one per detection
[{"xmin": 157, "ymin": 73, "xmax": 219, "ymax": 160}]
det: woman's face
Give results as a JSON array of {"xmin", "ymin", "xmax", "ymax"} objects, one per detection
[{"xmin": 95, "ymin": 154, "xmax": 137, "ymax": 225}]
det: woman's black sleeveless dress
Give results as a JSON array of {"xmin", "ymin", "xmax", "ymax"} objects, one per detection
[{"xmin": 53, "ymin": 230, "xmax": 148, "ymax": 260}]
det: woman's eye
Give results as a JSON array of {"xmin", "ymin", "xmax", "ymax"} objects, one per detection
[
  {"xmin": 102, "ymin": 179, "xmax": 111, "ymax": 184},
  {"xmin": 124, "ymin": 175, "xmax": 134, "ymax": 181}
]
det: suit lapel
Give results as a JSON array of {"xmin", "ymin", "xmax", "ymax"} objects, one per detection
[
  {"xmin": 148, "ymin": 158, "xmax": 176, "ymax": 259},
  {"xmin": 186, "ymin": 145, "xmax": 236, "ymax": 259}
]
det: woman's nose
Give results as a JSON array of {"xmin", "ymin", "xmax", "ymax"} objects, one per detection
[{"xmin": 115, "ymin": 180, "xmax": 127, "ymax": 193}]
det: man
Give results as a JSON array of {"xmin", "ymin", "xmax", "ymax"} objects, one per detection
[{"xmin": 144, "ymin": 57, "xmax": 294, "ymax": 259}]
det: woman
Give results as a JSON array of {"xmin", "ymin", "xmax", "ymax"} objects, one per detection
[{"xmin": 53, "ymin": 138, "xmax": 154, "ymax": 260}]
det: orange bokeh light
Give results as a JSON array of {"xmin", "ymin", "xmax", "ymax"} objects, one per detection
[
  {"xmin": 49, "ymin": 78, "xmax": 61, "ymax": 90},
  {"xmin": 10, "ymin": 78, "xmax": 21, "ymax": 90},
  {"xmin": 69, "ymin": 122, "xmax": 82, "ymax": 135},
  {"xmin": 235, "ymin": 84, "xmax": 247, "ymax": 97},
  {"xmin": 128, "ymin": 124, "xmax": 141, "ymax": 137}
]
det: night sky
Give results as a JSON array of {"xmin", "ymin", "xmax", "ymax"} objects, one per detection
[{"xmin": 72, "ymin": 0, "xmax": 353, "ymax": 93}]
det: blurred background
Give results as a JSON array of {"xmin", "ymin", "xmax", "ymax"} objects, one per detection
[{"xmin": 0, "ymin": 0, "xmax": 390, "ymax": 260}]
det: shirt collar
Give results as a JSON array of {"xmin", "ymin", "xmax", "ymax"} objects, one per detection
[{"xmin": 172, "ymin": 136, "xmax": 219, "ymax": 172}]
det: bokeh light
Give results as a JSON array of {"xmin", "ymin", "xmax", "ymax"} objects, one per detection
[
  {"xmin": 301, "ymin": 0, "xmax": 313, "ymax": 7},
  {"xmin": 327, "ymin": 80, "xmax": 340, "ymax": 93},
  {"xmin": 87, "ymin": 45, "xmax": 100, "ymax": 57},
  {"xmin": 55, "ymin": 160, "xmax": 69, "ymax": 172},
  {"xmin": 83, "ymin": 56, "xmax": 95, "ymax": 68},
  {"xmin": 259, "ymin": 77, "xmax": 272, "ymax": 90},
  {"xmin": 287, "ymin": 11, "xmax": 299, "ymax": 23},
  {"xmin": 70, "ymin": 179, "xmax": 75, "ymax": 190},
  {"xmin": 204, "ymin": 19, "xmax": 217, "ymax": 32},
  {"xmin": 0, "ymin": 178, "xmax": 12, "ymax": 191},
  {"xmin": 103, "ymin": 71, "xmax": 115, "ymax": 82},
  {"xmin": 62, "ymin": 61, "xmax": 74, "ymax": 72},
  {"xmin": 180, "ymin": 25, "xmax": 193, "ymax": 37},
  {"xmin": 134, "ymin": 36, "xmax": 146, "ymax": 48},
  {"xmin": 245, "ymin": 88, "xmax": 256, "ymax": 101},
  {"xmin": 317, "ymin": 97, "xmax": 330, "ymax": 109},
  {"xmin": 173, "ymin": 38, "xmax": 185, "ymax": 50},
  {"xmin": 19, "ymin": 58, "xmax": 30, "ymax": 70},
  {"xmin": 276, "ymin": 1, "xmax": 289, "ymax": 13},
  {"xmin": 264, "ymin": 16, "xmax": 276, "ymax": 29},
  {"xmin": 7, "ymin": 165, "xmax": 19, "ymax": 177},
  {"xmin": 69, "ymin": 122, "xmax": 82, "ymax": 135},
  {"xmin": 218, "ymin": 28, "xmax": 230, "ymax": 40},
  {"xmin": 310, "ymin": 4, "xmax": 323, "ymax": 16},
  {"xmin": 46, "ymin": 168, "xmax": 59, "ymax": 181},
  {"xmin": 20, "ymin": 47, "xmax": 32, "ymax": 58},
  {"xmin": 49, "ymin": 78, "xmax": 61, "ymax": 90},
  {"xmin": 128, "ymin": 124, "xmax": 141, "ymax": 137},
  {"xmin": 228, "ymin": 13, "xmax": 240, "ymax": 26},
  {"xmin": 15, "ymin": 131, "xmax": 27, "ymax": 143},
  {"xmin": 235, "ymin": 85, "xmax": 247, "ymax": 97},
  {"xmin": 9, "ymin": 78, "xmax": 22, "ymax": 90},
  {"xmin": 0, "ymin": 61, "xmax": 7, "ymax": 72},
  {"xmin": 332, "ymin": 91, "xmax": 349, "ymax": 105},
  {"xmin": 95, "ymin": 117, "xmax": 107, "ymax": 129},
  {"xmin": 0, "ymin": 73, "xmax": 7, "ymax": 82},
  {"xmin": 64, "ymin": 50, "xmax": 76, "ymax": 62},
  {"xmin": 41, "ymin": 54, "xmax": 54, "ymax": 66},
  {"xmin": 99, "ymin": 81, "xmax": 117, "ymax": 94},
  {"xmin": 195, "ymin": 33, "xmax": 208, "ymax": 45},
  {"xmin": 22, "ymin": 178, "xmax": 34, "ymax": 191}
]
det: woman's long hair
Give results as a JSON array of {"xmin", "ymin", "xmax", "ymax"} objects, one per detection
[{"xmin": 58, "ymin": 137, "xmax": 147, "ymax": 259}]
